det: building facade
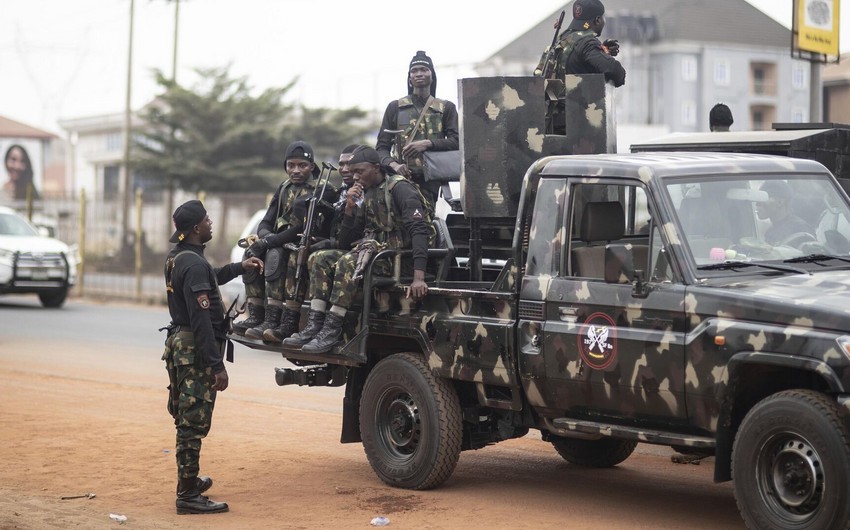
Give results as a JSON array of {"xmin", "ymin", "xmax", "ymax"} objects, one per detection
[{"xmin": 476, "ymin": 0, "xmax": 812, "ymax": 134}]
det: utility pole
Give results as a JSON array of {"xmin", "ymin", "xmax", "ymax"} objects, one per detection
[
  {"xmin": 172, "ymin": 0, "xmax": 180, "ymax": 82},
  {"xmin": 166, "ymin": 0, "xmax": 180, "ymax": 240},
  {"xmin": 121, "ymin": 0, "xmax": 135, "ymax": 250}
]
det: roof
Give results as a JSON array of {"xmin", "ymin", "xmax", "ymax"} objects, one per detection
[
  {"xmin": 630, "ymin": 129, "xmax": 834, "ymax": 150},
  {"xmin": 0, "ymin": 115, "xmax": 57, "ymax": 139},
  {"xmin": 488, "ymin": 0, "xmax": 791, "ymax": 62},
  {"xmin": 539, "ymin": 152, "xmax": 828, "ymax": 180}
]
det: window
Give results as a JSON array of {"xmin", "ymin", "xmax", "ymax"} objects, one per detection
[
  {"xmin": 751, "ymin": 62, "xmax": 777, "ymax": 96},
  {"xmin": 714, "ymin": 60, "xmax": 730, "ymax": 86},
  {"xmin": 566, "ymin": 182, "xmax": 652, "ymax": 279},
  {"xmin": 103, "ymin": 165, "xmax": 120, "ymax": 200},
  {"xmin": 681, "ymin": 56, "xmax": 698, "ymax": 82},
  {"xmin": 105, "ymin": 133, "xmax": 122, "ymax": 152},
  {"xmin": 792, "ymin": 65, "xmax": 807, "ymax": 90},
  {"xmin": 791, "ymin": 107, "xmax": 806, "ymax": 123},
  {"xmin": 681, "ymin": 101, "xmax": 697, "ymax": 126},
  {"xmin": 524, "ymin": 178, "xmax": 567, "ymax": 277}
]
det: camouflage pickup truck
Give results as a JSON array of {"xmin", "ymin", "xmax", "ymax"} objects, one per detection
[{"xmin": 234, "ymin": 150, "xmax": 850, "ymax": 529}]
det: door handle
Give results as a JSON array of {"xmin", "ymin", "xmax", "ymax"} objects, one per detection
[{"xmin": 559, "ymin": 306, "xmax": 578, "ymax": 322}]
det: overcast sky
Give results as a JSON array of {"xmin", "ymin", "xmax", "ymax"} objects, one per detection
[{"xmin": 0, "ymin": 0, "xmax": 845, "ymax": 135}]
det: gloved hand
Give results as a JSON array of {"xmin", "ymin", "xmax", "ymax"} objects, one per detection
[
  {"xmin": 249, "ymin": 237, "xmax": 269, "ymax": 256},
  {"xmin": 309, "ymin": 238, "xmax": 336, "ymax": 252},
  {"xmin": 602, "ymin": 39, "xmax": 620, "ymax": 57}
]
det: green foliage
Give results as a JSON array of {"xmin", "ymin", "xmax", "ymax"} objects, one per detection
[{"xmin": 134, "ymin": 67, "xmax": 373, "ymax": 193}]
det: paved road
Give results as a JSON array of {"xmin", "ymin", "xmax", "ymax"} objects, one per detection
[{"xmin": 0, "ymin": 296, "xmax": 745, "ymax": 529}]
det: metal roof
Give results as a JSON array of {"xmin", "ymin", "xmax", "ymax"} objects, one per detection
[
  {"xmin": 631, "ymin": 129, "xmax": 833, "ymax": 150},
  {"xmin": 488, "ymin": 0, "xmax": 792, "ymax": 62}
]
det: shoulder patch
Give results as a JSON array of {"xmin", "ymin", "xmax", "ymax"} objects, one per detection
[
  {"xmin": 413, "ymin": 208, "xmax": 423, "ymax": 219},
  {"xmin": 197, "ymin": 293, "xmax": 210, "ymax": 310}
]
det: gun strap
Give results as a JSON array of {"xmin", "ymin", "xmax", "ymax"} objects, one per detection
[{"xmin": 404, "ymin": 95, "xmax": 435, "ymax": 147}]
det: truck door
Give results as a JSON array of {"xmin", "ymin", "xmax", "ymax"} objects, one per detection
[{"xmin": 540, "ymin": 180, "xmax": 688, "ymax": 425}]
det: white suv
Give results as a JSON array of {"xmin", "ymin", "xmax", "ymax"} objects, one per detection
[{"xmin": 0, "ymin": 206, "xmax": 77, "ymax": 307}]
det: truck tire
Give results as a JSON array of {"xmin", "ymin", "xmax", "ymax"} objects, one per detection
[
  {"xmin": 359, "ymin": 352, "xmax": 462, "ymax": 490},
  {"xmin": 732, "ymin": 389, "xmax": 850, "ymax": 530},
  {"xmin": 551, "ymin": 436, "xmax": 637, "ymax": 467},
  {"xmin": 39, "ymin": 287, "xmax": 68, "ymax": 308}
]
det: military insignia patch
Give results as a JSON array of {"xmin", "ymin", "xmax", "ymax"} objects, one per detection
[
  {"xmin": 577, "ymin": 312, "xmax": 617, "ymax": 370},
  {"xmin": 413, "ymin": 208, "xmax": 422, "ymax": 219},
  {"xmin": 197, "ymin": 294, "xmax": 210, "ymax": 309}
]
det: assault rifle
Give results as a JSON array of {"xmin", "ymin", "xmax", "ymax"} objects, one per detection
[
  {"xmin": 286, "ymin": 161, "xmax": 337, "ymax": 296},
  {"xmin": 535, "ymin": 10, "xmax": 566, "ymax": 78}
]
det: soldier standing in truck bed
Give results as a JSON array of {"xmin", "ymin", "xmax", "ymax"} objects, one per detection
[
  {"xmin": 535, "ymin": 0, "xmax": 625, "ymax": 86},
  {"xmin": 534, "ymin": 0, "xmax": 625, "ymax": 135},
  {"xmin": 375, "ymin": 50, "xmax": 459, "ymax": 214}
]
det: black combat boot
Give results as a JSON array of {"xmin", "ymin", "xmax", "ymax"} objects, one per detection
[
  {"xmin": 244, "ymin": 304, "xmax": 281, "ymax": 340},
  {"xmin": 175, "ymin": 477, "xmax": 228, "ymax": 515},
  {"xmin": 176, "ymin": 476, "xmax": 213, "ymax": 494},
  {"xmin": 263, "ymin": 308, "xmax": 300, "ymax": 343},
  {"xmin": 231, "ymin": 302, "xmax": 264, "ymax": 336},
  {"xmin": 282, "ymin": 310, "xmax": 326, "ymax": 347},
  {"xmin": 301, "ymin": 312, "xmax": 345, "ymax": 354}
]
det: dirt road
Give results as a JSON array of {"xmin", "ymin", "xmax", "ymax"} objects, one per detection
[{"xmin": 0, "ymin": 299, "xmax": 743, "ymax": 529}]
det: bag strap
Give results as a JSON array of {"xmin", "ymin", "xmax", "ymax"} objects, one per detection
[{"xmin": 404, "ymin": 95, "xmax": 435, "ymax": 147}]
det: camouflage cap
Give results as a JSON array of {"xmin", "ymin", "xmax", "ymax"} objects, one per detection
[
  {"xmin": 169, "ymin": 199, "xmax": 206, "ymax": 243},
  {"xmin": 567, "ymin": 0, "xmax": 605, "ymax": 30}
]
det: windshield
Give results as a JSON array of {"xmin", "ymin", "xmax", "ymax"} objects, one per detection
[
  {"xmin": 665, "ymin": 174, "xmax": 850, "ymax": 269},
  {"xmin": 0, "ymin": 212, "xmax": 40, "ymax": 236}
]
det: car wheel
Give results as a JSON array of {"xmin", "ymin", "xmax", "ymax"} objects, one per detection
[
  {"xmin": 732, "ymin": 389, "xmax": 850, "ymax": 529},
  {"xmin": 39, "ymin": 287, "xmax": 68, "ymax": 308},
  {"xmin": 359, "ymin": 352, "xmax": 462, "ymax": 490}
]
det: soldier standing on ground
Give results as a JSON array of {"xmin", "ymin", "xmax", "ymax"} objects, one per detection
[
  {"xmin": 234, "ymin": 141, "xmax": 318, "ymax": 341},
  {"xmin": 295, "ymin": 146, "xmax": 434, "ymax": 355},
  {"xmin": 375, "ymin": 50, "xmax": 459, "ymax": 213},
  {"xmin": 162, "ymin": 199, "xmax": 263, "ymax": 514}
]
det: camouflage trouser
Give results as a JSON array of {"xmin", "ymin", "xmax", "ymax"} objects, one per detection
[
  {"xmin": 162, "ymin": 331, "xmax": 217, "ymax": 480},
  {"xmin": 307, "ymin": 249, "xmax": 344, "ymax": 301},
  {"xmin": 329, "ymin": 250, "xmax": 410, "ymax": 310},
  {"xmin": 409, "ymin": 172, "xmax": 437, "ymax": 216},
  {"xmin": 244, "ymin": 250, "xmax": 306, "ymax": 303}
]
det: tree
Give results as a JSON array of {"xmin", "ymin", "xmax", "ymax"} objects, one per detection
[{"xmin": 134, "ymin": 67, "xmax": 374, "ymax": 193}]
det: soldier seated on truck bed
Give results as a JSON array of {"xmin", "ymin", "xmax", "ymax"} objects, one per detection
[{"xmin": 292, "ymin": 146, "xmax": 435, "ymax": 355}]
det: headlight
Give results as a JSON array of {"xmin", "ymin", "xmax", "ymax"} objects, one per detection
[{"xmin": 0, "ymin": 248, "xmax": 15, "ymax": 261}]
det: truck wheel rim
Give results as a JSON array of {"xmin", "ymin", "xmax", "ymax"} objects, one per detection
[
  {"xmin": 759, "ymin": 434, "xmax": 824, "ymax": 520},
  {"xmin": 378, "ymin": 390, "xmax": 421, "ymax": 457}
]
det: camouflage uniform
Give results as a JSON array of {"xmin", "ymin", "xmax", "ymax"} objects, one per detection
[
  {"xmin": 329, "ymin": 174, "xmax": 435, "ymax": 309},
  {"xmin": 375, "ymin": 94, "xmax": 459, "ymax": 213},
  {"xmin": 304, "ymin": 183, "xmax": 355, "ymax": 301},
  {"xmin": 163, "ymin": 242, "xmax": 243, "ymax": 480},
  {"xmin": 244, "ymin": 179, "xmax": 314, "ymax": 301}
]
